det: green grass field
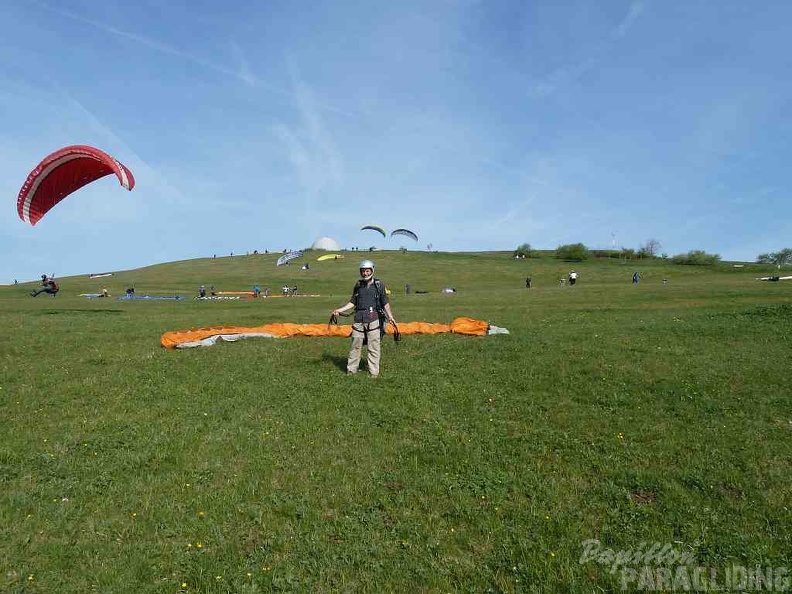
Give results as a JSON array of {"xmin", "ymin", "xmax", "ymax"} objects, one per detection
[{"xmin": 1, "ymin": 251, "xmax": 790, "ymax": 593}]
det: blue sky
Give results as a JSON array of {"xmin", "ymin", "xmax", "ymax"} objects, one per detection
[{"xmin": 1, "ymin": 0, "xmax": 790, "ymax": 282}]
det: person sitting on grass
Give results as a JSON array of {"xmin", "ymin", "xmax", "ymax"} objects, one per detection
[{"xmin": 30, "ymin": 275, "xmax": 58, "ymax": 297}]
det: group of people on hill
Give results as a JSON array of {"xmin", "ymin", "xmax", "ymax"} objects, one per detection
[
  {"xmin": 521, "ymin": 270, "xmax": 669, "ymax": 288},
  {"xmin": 197, "ymin": 284, "xmax": 275, "ymax": 297},
  {"xmin": 524, "ymin": 270, "xmax": 579, "ymax": 288}
]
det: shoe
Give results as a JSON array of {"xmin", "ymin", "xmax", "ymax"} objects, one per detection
[
  {"xmin": 370, "ymin": 375, "xmax": 379, "ymax": 379},
  {"xmin": 29, "ymin": 292, "xmax": 36, "ymax": 297},
  {"xmin": 347, "ymin": 371, "xmax": 357, "ymax": 376}
]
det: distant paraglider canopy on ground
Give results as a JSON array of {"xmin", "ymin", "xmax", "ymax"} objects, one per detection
[
  {"xmin": 17, "ymin": 145, "xmax": 135, "ymax": 226},
  {"xmin": 276, "ymin": 250, "xmax": 304, "ymax": 266}
]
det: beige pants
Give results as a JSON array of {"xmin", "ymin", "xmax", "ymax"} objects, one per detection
[{"xmin": 347, "ymin": 319, "xmax": 381, "ymax": 376}]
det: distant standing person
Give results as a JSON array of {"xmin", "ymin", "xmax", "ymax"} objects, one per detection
[
  {"xmin": 525, "ymin": 276, "xmax": 532, "ymax": 289},
  {"xmin": 632, "ymin": 271, "xmax": 640, "ymax": 284},
  {"xmin": 332, "ymin": 260, "xmax": 396, "ymax": 379},
  {"xmin": 199, "ymin": 285, "xmax": 206, "ymax": 297},
  {"xmin": 568, "ymin": 270, "xmax": 578, "ymax": 286}
]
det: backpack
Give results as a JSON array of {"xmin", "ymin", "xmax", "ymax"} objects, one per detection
[{"xmin": 50, "ymin": 280, "xmax": 59, "ymax": 292}]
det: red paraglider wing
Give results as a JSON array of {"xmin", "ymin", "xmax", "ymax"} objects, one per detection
[{"xmin": 17, "ymin": 145, "xmax": 135, "ymax": 225}]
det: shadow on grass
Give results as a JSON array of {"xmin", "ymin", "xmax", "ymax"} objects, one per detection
[{"xmin": 322, "ymin": 353, "xmax": 348, "ymax": 372}]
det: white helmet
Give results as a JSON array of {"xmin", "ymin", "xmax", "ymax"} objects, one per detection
[{"xmin": 359, "ymin": 260, "xmax": 375, "ymax": 280}]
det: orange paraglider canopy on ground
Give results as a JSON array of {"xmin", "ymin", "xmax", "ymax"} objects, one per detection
[{"xmin": 161, "ymin": 317, "xmax": 498, "ymax": 348}]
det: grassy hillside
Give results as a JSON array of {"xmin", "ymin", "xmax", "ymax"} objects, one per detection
[{"xmin": 1, "ymin": 252, "xmax": 790, "ymax": 593}]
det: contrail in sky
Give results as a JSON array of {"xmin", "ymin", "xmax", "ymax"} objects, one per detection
[
  {"xmin": 35, "ymin": 2, "xmax": 257, "ymax": 85},
  {"xmin": 33, "ymin": 0, "xmax": 358, "ymax": 117},
  {"xmin": 33, "ymin": 1, "xmax": 360, "ymax": 119}
]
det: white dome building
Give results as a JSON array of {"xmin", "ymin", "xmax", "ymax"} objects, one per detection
[{"xmin": 311, "ymin": 237, "xmax": 341, "ymax": 251}]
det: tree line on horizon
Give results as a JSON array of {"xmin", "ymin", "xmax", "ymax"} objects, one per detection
[{"xmin": 514, "ymin": 241, "xmax": 792, "ymax": 266}]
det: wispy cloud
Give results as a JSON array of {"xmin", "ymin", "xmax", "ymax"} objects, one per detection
[
  {"xmin": 293, "ymin": 77, "xmax": 344, "ymax": 188},
  {"xmin": 614, "ymin": 1, "xmax": 646, "ymax": 39},
  {"xmin": 487, "ymin": 198, "xmax": 535, "ymax": 230},
  {"xmin": 273, "ymin": 72, "xmax": 345, "ymax": 223},
  {"xmin": 59, "ymin": 87, "xmax": 194, "ymax": 219},
  {"xmin": 530, "ymin": 1, "xmax": 647, "ymax": 98},
  {"xmin": 229, "ymin": 40, "xmax": 256, "ymax": 86},
  {"xmin": 529, "ymin": 55, "xmax": 601, "ymax": 99},
  {"xmin": 61, "ymin": 88, "xmax": 142, "ymax": 162}
]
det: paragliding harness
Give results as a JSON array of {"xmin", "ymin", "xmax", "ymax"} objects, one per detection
[
  {"xmin": 329, "ymin": 279, "xmax": 400, "ymax": 342},
  {"xmin": 362, "ymin": 278, "xmax": 400, "ymax": 341},
  {"xmin": 41, "ymin": 277, "xmax": 58, "ymax": 295}
]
